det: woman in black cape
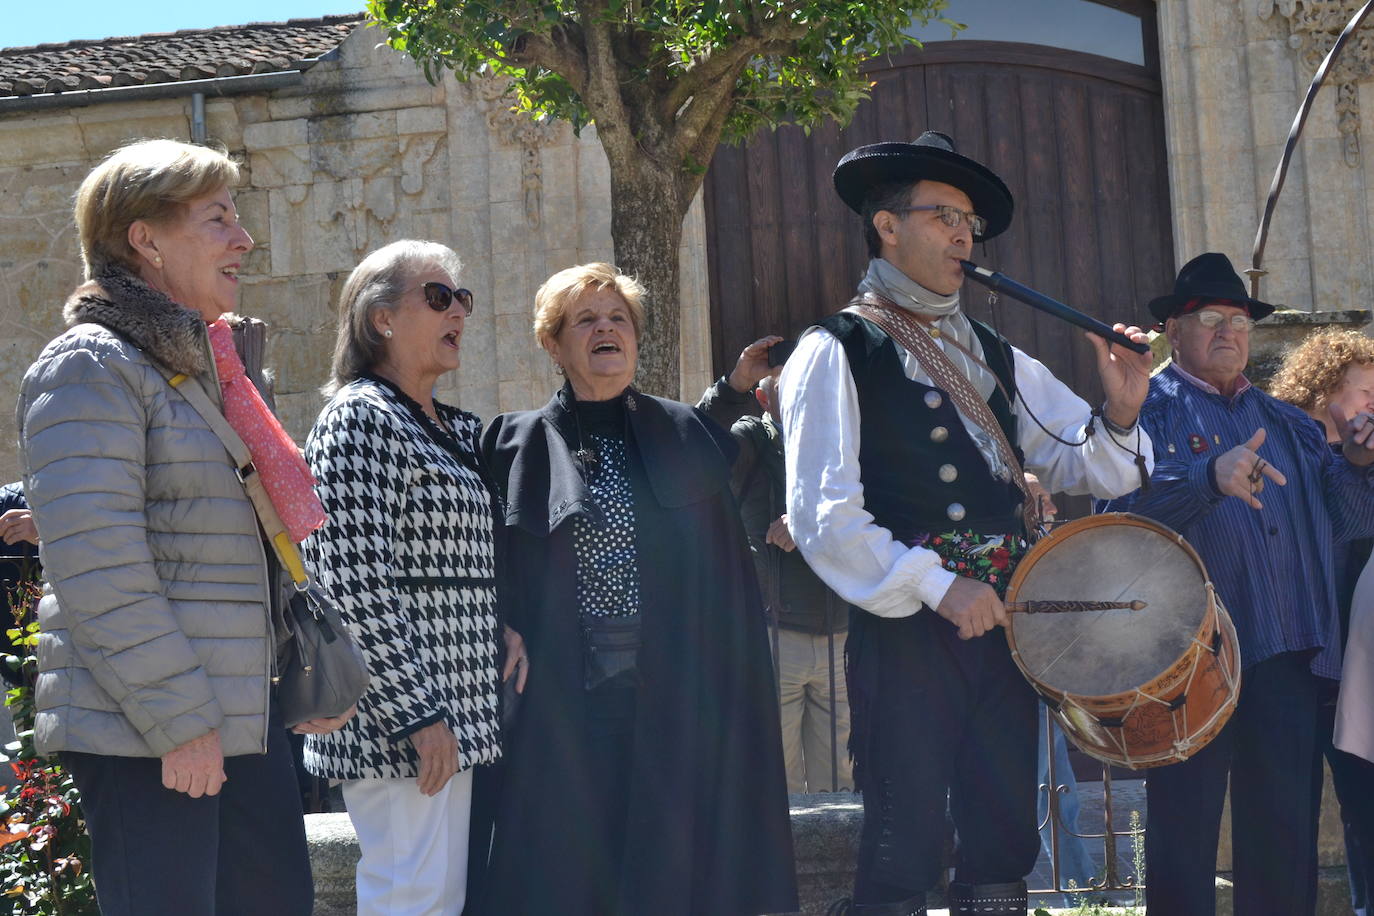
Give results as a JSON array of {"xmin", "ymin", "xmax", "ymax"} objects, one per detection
[{"xmin": 477, "ymin": 263, "xmax": 797, "ymax": 915}]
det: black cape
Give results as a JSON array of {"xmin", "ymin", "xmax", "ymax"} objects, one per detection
[{"xmin": 477, "ymin": 386, "xmax": 797, "ymax": 916}]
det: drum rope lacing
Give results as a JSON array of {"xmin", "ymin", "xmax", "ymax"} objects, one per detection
[
  {"xmin": 1076, "ymin": 586, "xmax": 1239, "ymax": 768},
  {"xmin": 1014, "ymin": 522, "xmax": 1242, "ymax": 769}
]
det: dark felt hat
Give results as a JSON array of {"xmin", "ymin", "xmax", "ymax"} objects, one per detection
[
  {"xmin": 832, "ymin": 131, "xmax": 1015, "ymax": 240},
  {"xmin": 1146, "ymin": 252, "xmax": 1276, "ymax": 323}
]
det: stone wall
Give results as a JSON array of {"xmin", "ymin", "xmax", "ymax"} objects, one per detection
[
  {"xmin": 0, "ymin": 27, "xmax": 713, "ymax": 481},
  {"xmin": 1158, "ymin": 0, "xmax": 1374, "ymax": 313}
]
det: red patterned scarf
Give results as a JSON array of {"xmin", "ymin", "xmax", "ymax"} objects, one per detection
[{"xmin": 207, "ymin": 318, "xmax": 325, "ymax": 542}]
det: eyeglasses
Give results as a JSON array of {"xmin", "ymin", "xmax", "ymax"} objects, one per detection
[
  {"xmin": 890, "ymin": 204, "xmax": 988, "ymax": 239},
  {"xmin": 422, "ymin": 282, "xmax": 474, "ymax": 316},
  {"xmin": 1182, "ymin": 309, "xmax": 1255, "ymax": 332}
]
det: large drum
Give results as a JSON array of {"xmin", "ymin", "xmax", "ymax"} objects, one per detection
[{"xmin": 1006, "ymin": 512, "xmax": 1241, "ymax": 769}]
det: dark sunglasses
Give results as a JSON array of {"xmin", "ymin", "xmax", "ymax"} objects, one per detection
[{"xmin": 422, "ymin": 282, "xmax": 474, "ymax": 316}]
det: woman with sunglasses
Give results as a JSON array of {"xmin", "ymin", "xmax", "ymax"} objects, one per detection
[{"xmin": 300, "ymin": 239, "xmax": 525, "ymax": 916}]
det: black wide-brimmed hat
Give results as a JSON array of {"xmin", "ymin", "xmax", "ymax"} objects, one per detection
[
  {"xmin": 1146, "ymin": 252, "xmax": 1276, "ymax": 323},
  {"xmin": 832, "ymin": 131, "xmax": 1015, "ymax": 240}
]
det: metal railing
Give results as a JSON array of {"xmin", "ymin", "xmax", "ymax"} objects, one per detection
[{"xmin": 1035, "ymin": 705, "xmax": 1146, "ymax": 899}]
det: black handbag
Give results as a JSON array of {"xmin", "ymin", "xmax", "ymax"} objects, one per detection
[
  {"xmin": 158, "ymin": 368, "xmax": 370, "ymax": 727},
  {"xmin": 582, "ymin": 613, "xmax": 642, "ymax": 691}
]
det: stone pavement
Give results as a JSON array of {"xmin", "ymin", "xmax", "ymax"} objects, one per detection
[{"xmin": 307, "ymin": 773, "xmax": 1359, "ymax": 915}]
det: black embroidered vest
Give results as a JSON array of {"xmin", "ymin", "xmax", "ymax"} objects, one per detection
[{"xmin": 818, "ymin": 311, "xmax": 1024, "ymax": 539}]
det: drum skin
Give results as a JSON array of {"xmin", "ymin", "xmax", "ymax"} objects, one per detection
[{"xmin": 1006, "ymin": 513, "xmax": 1241, "ymax": 769}]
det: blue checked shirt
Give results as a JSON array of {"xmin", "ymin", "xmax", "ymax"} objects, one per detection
[{"xmin": 1099, "ymin": 365, "xmax": 1374, "ymax": 679}]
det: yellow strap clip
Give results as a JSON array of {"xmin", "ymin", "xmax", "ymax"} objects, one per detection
[{"xmin": 273, "ymin": 532, "xmax": 309, "ymax": 587}]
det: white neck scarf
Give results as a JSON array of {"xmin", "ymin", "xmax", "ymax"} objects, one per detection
[{"xmin": 857, "ymin": 258, "xmax": 996, "ymax": 402}]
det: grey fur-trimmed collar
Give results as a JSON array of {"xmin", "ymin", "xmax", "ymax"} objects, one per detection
[{"xmin": 63, "ymin": 267, "xmax": 209, "ymax": 376}]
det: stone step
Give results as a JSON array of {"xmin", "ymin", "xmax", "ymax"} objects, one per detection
[{"xmin": 305, "ymin": 788, "xmax": 1358, "ymax": 915}]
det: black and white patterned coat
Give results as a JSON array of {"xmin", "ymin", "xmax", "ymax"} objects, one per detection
[{"xmin": 301, "ymin": 376, "xmax": 501, "ymax": 780}]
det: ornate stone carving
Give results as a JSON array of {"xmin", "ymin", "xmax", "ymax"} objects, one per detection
[
  {"xmin": 401, "ymin": 135, "xmax": 441, "ymax": 195},
  {"xmin": 1258, "ymin": 0, "xmax": 1374, "ymax": 165},
  {"xmin": 460, "ymin": 76, "xmax": 560, "ymax": 226}
]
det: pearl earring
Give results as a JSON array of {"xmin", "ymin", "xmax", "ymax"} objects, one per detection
[
  {"xmin": 554, "ymin": 363, "xmax": 564, "ymax": 375},
  {"xmin": 383, "ymin": 329, "xmax": 393, "ymax": 339},
  {"xmin": 153, "ymin": 255, "xmax": 162, "ymax": 266}
]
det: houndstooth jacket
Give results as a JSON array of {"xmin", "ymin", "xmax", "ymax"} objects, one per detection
[{"xmin": 301, "ymin": 375, "xmax": 501, "ymax": 780}]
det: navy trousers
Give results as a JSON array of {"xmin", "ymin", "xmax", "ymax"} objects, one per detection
[
  {"xmin": 1145, "ymin": 651, "xmax": 1325, "ymax": 916},
  {"xmin": 62, "ymin": 715, "xmax": 313, "ymax": 916},
  {"xmin": 852, "ymin": 615, "xmax": 1040, "ymax": 904}
]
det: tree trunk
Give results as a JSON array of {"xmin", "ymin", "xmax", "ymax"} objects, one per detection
[{"xmin": 608, "ymin": 161, "xmax": 687, "ymax": 399}]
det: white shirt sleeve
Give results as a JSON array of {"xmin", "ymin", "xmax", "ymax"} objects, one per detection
[
  {"xmin": 778, "ymin": 328, "xmax": 1154, "ymax": 621},
  {"xmin": 779, "ymin": 327, "xmax": 956, "ymax": 618},
  {"xmin": 1011, "ymin": 347, "xmax": 1154, "ymax": 497}
]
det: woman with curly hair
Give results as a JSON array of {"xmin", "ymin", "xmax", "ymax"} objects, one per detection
[
  {"xmin": 1271, "ymin": 328, "xmax": 1374, "ymax": 437},
  {"xmin": 1272, "ymin": 326, "xmax": 1374, "ymax": 916}
]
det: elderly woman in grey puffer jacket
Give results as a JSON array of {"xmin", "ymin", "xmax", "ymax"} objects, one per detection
[{"xmin": 16, "ymin": 139, "xmax": 349, "ymax": 916}]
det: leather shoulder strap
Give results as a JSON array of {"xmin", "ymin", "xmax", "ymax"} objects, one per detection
[{"xmin": 158, "ymin": 367, "xmax": 309, "ymax": 586}]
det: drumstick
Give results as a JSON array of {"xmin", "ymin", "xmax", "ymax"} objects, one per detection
[{"xmin": 1007, "ymin": 599, "xmax": 1147, "ymax": 614}]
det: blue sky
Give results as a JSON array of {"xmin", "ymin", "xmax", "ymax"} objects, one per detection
[{"xmin": 3, "ymin": 0, "xmax": 367, "ymax": 49}]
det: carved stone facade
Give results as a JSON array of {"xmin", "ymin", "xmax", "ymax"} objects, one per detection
[
  {"xmin": 0, "ymin": 28, "xmax": 713, "ymax": 480},
  {"xmin": 1159, "ymin": 0, "xmax": 1374, "ymax": 314},
  {"xmin": 1258, "ymin": 0, "xmax": 1374, "ymax": 165}
]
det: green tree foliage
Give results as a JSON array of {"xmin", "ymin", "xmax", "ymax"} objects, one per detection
[{"xmin": 368, "ymin": 0, "xmax": 956, "ymax": 396}]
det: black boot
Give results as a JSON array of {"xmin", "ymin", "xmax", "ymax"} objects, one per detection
[
  {"xmin": 824, "ymin": 895, "xmax": 927, "ymax": 915},
  {"xmin": 947, "ymin": 879, "xmax": 1028, "ymax": 915}
]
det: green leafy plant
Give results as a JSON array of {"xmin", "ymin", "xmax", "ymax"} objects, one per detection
[
  {"xmin": 0, "ymin": 572, "xmax": 97, "ymax": 916},
  {"xmin": 367, "ymin": 0, "xmax": 959, "ymax": 396}
]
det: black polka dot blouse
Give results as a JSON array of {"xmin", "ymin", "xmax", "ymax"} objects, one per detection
[{"xmin": 571, "ymin": 400, "xmax": 641, "ymax": 618}]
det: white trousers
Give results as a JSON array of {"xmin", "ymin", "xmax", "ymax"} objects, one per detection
[{"xmin": 342, "ymin": 769, "xmax": 474, "ymax": 916}]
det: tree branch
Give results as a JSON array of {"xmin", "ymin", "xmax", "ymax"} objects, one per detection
[
  {"xmin": 659, "ymin": 13, "xmax": 807, "ymax": 121},
  {"xmin": 670, "ymin": 38, "xmax": 800, "ymax": 161},
  {"xmin": 679, "ymin": 82, "xmax": 741, "ymax": 201},
  {"xmin": 574, "ymin": 0, "xmax": 636, "ymax": 161},
  {"xmin": 507, "ymin": 25, "xmax": 590, "ymax": 96},
  {"xmin": 609, "ymin": 24, "xmax": 652, "ymax": 72}
]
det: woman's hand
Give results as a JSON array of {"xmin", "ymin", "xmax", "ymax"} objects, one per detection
[
  {"xmin": 0, "ymin": 508, "xmax": 38, "ymax": 546},
  {"xmin": 291, "ymin": 705, "xmax": 357, "ymax": 735},
  {"xmin": 409, "ymin": 720, "xmax": 459, "ymax": 796},
  {"xmin": 503, "ymin": 625, "xmax": 529, "ymax": 694},
  {"xmin": 161, "ymin": 730, "xmax": 227, "ymax": 798}
]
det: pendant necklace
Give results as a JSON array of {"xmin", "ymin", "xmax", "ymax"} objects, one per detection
[{"xmin": 570, "ymin": 397, "xmax": 600, "ymax": 477}]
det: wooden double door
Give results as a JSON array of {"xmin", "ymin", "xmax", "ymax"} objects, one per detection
[{"xmin": 704, "ymin": 37, "xmax": 1176, "ymax": 415}]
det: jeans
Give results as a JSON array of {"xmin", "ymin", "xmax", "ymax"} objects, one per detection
[{"xmin": 1037, "ymin": 706, "xmax": 1099, "ymax": 907}]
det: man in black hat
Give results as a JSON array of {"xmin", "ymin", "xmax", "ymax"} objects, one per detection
[
  {"xmin": 1101, "ymin": 251, "xmax": 1374, "ymax": 916},
  {"xmin": 779, "ymin": 132, "xmax": 1154, "ymax": 915}
]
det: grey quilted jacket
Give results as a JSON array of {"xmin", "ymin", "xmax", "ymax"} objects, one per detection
[{"xmin": 16, "ymin": 269, "xmax": 275, "ymax": 758}]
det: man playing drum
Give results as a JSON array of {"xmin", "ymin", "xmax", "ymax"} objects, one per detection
[
  {"xmin": 1101, "ymin": 251, "xmax": 1374, "ymax": 916},
  {"xmin": 778, "ymin": 131, "xmax": 1154, "ymax": 916}
]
